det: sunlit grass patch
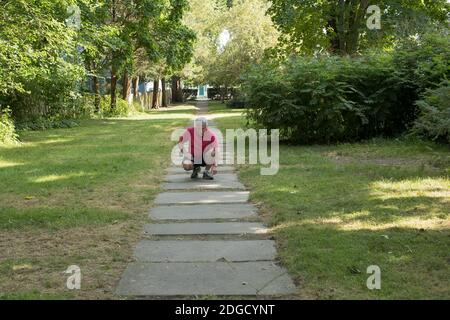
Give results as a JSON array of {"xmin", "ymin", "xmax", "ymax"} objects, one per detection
[
  {"xmin": 370, "ymin": 178, "xmax": 450, "ymax": 200},
  {"xmin": 116, "ymin": 103, "xmax": 198, "ymax": 120},
  {"xmin": 0, "ymin": 207, "xmax": 130, "ymax": 230},
  {"xmin": 214, "ymin": 114, "xmax": 450, "ymax": 299},
  {"xmin": 0, "ymin": 106, "xmax": 191, "ymax": 299},
  {"xmin": 32, "ymin": 172, "xmax": 93, "ymax": 183},
  {"xmin": 0, "ymin": 160, "xmax": 25, "ymax": 168}
]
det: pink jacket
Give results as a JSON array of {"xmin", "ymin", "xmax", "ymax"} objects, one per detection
[{"xmin": 179, "ymin": 127, "xmax": 219, "ymax": 166}]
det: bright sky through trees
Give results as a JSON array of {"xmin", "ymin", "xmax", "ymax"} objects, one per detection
[{"xmin": 218, "ymin": 29, "xmax": 231, "ymax": 52}]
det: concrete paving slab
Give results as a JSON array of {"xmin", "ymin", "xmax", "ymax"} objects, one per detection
[
  {"xmin": 144, "ymin": 222, "xmax": 268, "ymax": 235},
  {"xmin": 167, "ymin": 166, "xmax": 235, "ymax": 174},
  {"xmin": 116, "ymin": 101, "xmax": 296, "ymax": 298},
  {"xmin": 154, "ymin": 191, "xmax": 249, "ymax": 205},
  {"xmin": 134, "ymin": 240, "xmax": 276, "ymax": 262},
  {"xmin": 150, "ymin": 203, "xmax": 257, "ymax": 220},
  {"xmin": 164, "ymin": 173, "xmax": 239, "ymax": 182},
  {"xmin": 116, "ymin": 261, "xmax": 297, "ymax": 296},
  {"xmin": 162, "ymin": 181, "xmax": 245, "ymax": 190}
]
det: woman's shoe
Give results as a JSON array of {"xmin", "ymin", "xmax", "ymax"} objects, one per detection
[
  {"xmin": 203, "ymin": 170, "xmax": 214, "ymax": 180},
  {"xmin": 191, "ymin": 166, "xmax": 201, "ymax": 179}
]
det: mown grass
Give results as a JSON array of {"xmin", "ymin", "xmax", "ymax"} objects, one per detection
[
  {"xmin": 0, "ymin": 104, "xmax": 196, "ymax": 299},
  {"xmin": 0, "ymin": 291, "xmax": 71, "ymax": 300},
  {"xmin": 0, "ymin": 207, "xmax": 129, "ymax": 230},
  {"xmin": 207, "ymin": 101, "xmax": 243, "ymax": 113},
  {"xmin": 212, "ymin": 104, "xmax": 450, "ymax": 299}
]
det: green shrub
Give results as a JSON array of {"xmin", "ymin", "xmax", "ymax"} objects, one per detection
[
  {"xmin": 227, "ymin": 91, "xmax": 247, "ymax": 109},
  {"xmin": 412, "ymin": 81, "xmax": 450, "ymax": 144},
  {"xmin": 100, "ymin": 96, "xmax": 131, "ymax": 117},
  {"xmin": 245, "ymin": 54, "xmax": 407, "ymax": 143},
  {"xmin": 80, "ymin": 94, "xmax": 99, "ymax": 118},
  {"xmin": 244, "ymin": 33, "xmax": 450, "ymax": 144},
  {"xmin": 390, "ymin": 33, "xmax": 450, "ymax": 127},
  {"xmin": 0, "ymin": 1, "xmax": 87, "ymax": 123},
  {"xmin": 15, "ymin": 118, "xmax": 79, "ymax": 131},
  {"xmin": 393, "ymin": 33, "xmax": 450, "ymax": 94},
  {"xmin": 0, "ymin": 107, "xmax": 19, "ymax": 144},
  {"xmin": 131, "ymin": 101, "xmax": 145, "ymax": 113},
  {"xmin": 12, "ymin": 93, "xmax": 94, "ymax": 131}
]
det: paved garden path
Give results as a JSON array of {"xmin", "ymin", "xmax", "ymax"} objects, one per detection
[{"xmin": 116, "ymin": 101, "xmax": 296, "ymax": 297}]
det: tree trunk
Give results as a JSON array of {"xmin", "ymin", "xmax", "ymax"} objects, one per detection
[
  {"xmin": 110, "ymin": 0, "xmax": 118, "ymax": 111},
  {"xmin": 327, "ymin": 19, "xmax": 339, "ymax": 53},
  {"xmin": 161, "ymin": 77, "xmax": 168, "ymax": 108},
  {"xmin": 171, "ymin": 76, "xmax": 183, "ymax": 103},
  {"xmin": 110, "ymin": 65, "xmax": 118, "ymax": 111},
  {"xmin": 332, "ymin": 0, "xmax": 369, "ymax": 56},
  {"xmin": 336, "ymin": 0, "xmax": 347, "ymax": 55},
  {"xmin": 88, "ymin": 59, "xmax": 101, "ymax": 113},
  {"xmin": 133, "ymin": 76, "xmax": 139, "ymax": 100},
  {"xmin": 93, "ymin": 75, "xmax": 101, "ymax": 113},
  {"xmin": 221, "ymin": 86, "xmax": 226, "ymax": 104},
  {"xmin": 152, "ymin": 79, "xmax": 160, "ymax": 109},
  {"xmin": 122, "ymin": 71, "xmax": 131, "ymax": 101},
  {"xmin": 346, "ymin": 0, "xmax": 369, "ymax": 55}
]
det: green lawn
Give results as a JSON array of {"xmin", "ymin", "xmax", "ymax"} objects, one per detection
[
  {"xmin": 1, "ymin": 101, "xmax": 448, "ymax": 299},
  {"xmin": 0, "ymin": 104, "xmax": 196, "ymax": 299},
  {"xmin": 211, "ymin": 103, "xmax": 450, "ymax": 299}
]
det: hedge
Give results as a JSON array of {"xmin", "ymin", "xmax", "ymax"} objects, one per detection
[{"xmin": 244, "ymin": 33, "xmax": 449, "ymax": 144}]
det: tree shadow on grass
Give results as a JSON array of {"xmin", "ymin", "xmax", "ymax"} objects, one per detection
[
  {"xmin": 241, "ymin": 153, "xmax": 449, "ymax": 225},
  {"xmin": 0, "ymin": 118, "xmax": 188, "ymax": 229},
  {"xmin": 238, "ymin": 147, "xmax": 449, "ymax": 298},
  {"xmin": 275, "ymin": 222, "xmax": 449, "ymax": 299}
]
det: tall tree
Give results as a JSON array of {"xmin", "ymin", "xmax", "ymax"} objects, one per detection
[
  {"xmin": 0, "ymin": 0, "xmax": 85, "ymax": 120},
  {"xmin": 105, "ymin": 0, "xmax": 194, "ymax": 110},
  {"xmin": 77, "ymin": 0, "xmax": 121, "ymax": 112},
  {"xmin": 204, "ymin": 0, "xmax": 279, "ymax": 90},
  {"xmin": 1, "ymin": 0, "xmax": 194, "ymax": 120},
  {"xmin": 269, "ymin": 0, "xmax": 449, "ymax": 56},
  {"xmin": 180, "ymin": 0, "xmax": 225, "ymax": 87}
]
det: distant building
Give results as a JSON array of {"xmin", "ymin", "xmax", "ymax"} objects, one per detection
[{"xmin": 197, "ymin": 84, "xmax": 209, "ymax": 100}]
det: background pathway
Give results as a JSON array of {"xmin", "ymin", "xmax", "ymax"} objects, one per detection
[{"xmin": 116, "ymin": 101, "xmax": 296, "ymax": 297}]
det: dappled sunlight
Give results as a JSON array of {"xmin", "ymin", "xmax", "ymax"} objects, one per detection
[
  {"xmin": 334, "ymin": 209, "xmax": 372, "ymax": 220},
  {"xmin": 31, "ymin": 172, "xmax": 94, "ymax": 183},
  {"xmin": 0, "ymin": 160, "xmax": 25, "ymax": 169},
  {"xmin": 150, "ymin": 104, "xmax": 198, "ymax": 112},
  {"xmin": 0, "ymin": 142, "xmax": 22, "ymax": 150},
  {"xmin": 270, "ymin": 214, "xmax": 449, "ymax": 233},
  {"xmin": 118, "ymin": 104, "xmax": 199, "ymax": 120},
  {"xmin": 3, "ymin": 137, "xmax": 76, "ymax": 150},
  {"xmin": 370, "ymin": 178, "xmax": 450, "ymax": 200},
  {"xmin": 207, "ymin": 112, "xmax": 244, "ymax": 120},
  {"xmin": 115, "ymin": 113, "xmax": 195, "ymax": 120},
  {"xmin": 26, "ymin": 137, "xmax": 75, "ymax": 145},
  {"xmin": 387, "ymin": 254, "xmax": 413, "ymax": 264},
  {"xmin": 329, "ymin": 213, "xmax": 449, "ymax": 231},
  {"xmin": 34, "ymin": 138, "xmax": 75, "ymax": 145},
  {"xmin": 238, "ymin": 153, "xmax": 449, "ymax": 234},
  {"xmin": 337, "ymin": 216, "xmax": 449, "ymax": 231},
  {"xmin": 0, "ymin": 114, "xmax": 183, "ymax": 217}
]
